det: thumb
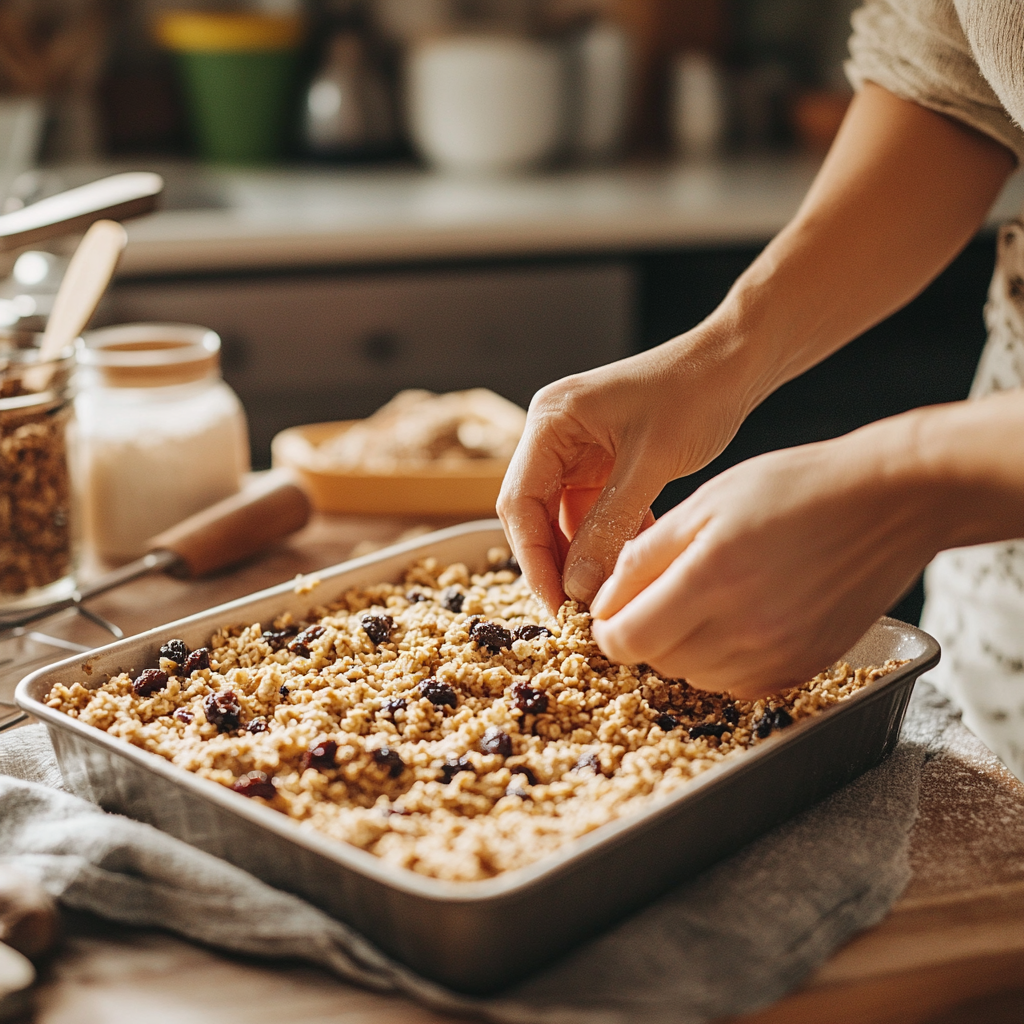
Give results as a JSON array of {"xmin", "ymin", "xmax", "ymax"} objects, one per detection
[{"xmin": 562, "ymin": 464, "xmax": 661, "ymax": 605}]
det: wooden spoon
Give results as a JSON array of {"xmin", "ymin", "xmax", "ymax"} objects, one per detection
[{"xmin": 24, "ymin": 218, "xmax": 126, "ymax": 389}]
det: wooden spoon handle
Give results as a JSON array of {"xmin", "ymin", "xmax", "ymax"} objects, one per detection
[{"xmin": 146, "ymin": 470, "xmax": 313, "ymax": 578}]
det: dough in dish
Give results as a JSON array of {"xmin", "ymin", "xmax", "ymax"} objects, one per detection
[{"xmin": 46, "ymin": 555, "xmax": 904, "ymax": 881}]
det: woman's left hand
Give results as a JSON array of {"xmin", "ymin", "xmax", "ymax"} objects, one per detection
[{"xmin": 589, "ymin": 418, "xmax": 946, "ymax": 699}]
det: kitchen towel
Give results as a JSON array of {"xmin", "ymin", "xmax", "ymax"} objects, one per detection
[{"xmin": 0, "ymin": 683, "xmax": 969, "ymax": 1024}]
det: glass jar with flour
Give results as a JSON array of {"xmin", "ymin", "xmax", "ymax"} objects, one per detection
[{"xmin": 75, "ymin": 323, "xmax": 250, "ymax": 563}]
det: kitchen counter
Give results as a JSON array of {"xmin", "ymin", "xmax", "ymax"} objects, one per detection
[
  {"xmin": 44, "ymin": 157, "xmax": 1024, "ymax": 277},
  {"xmin": 13, "ymin": 514, "xmax": 1024, "ymax": 1024}
]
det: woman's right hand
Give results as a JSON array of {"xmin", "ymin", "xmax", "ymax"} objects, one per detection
[{"xmin": 496, "ymin": 321, "xmax": 762, "ymax": 613}]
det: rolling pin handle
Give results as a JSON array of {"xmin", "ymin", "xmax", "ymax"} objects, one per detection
[{"xmin": 146, "ymin": 469, "xmax": 313, "ymax": 578}]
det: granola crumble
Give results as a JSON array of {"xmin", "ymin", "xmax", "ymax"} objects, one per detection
[{"xmin": 47, "ymin": 556, "xmax": 905, "ymax": 881}]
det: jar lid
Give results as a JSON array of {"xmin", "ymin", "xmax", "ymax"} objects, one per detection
[{"xmin": 79, "ymin": 323, "xmax": 222, "ymax": 388}]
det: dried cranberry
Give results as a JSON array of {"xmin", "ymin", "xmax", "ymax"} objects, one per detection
[
  {"xmin": 420, "ymin": 679, "xmax": 457, "ymax": 708},
  {"xmin": 689, "ymin": 722, "xmax": 727, "ymax": 740},
  {"xmin": 439, "ymin": 756, "xmax": 474, "ymax": 783},
  {"xmin": 406, "ymin": 591, "xmax": 427, "ymax": 603},
  {"xmin": 471, "ymin": 620, "xmax": 512, "ymax": 652},
  {"xmin": 573, "ymin": 752, "xmax": 601, "ymax": 774},
  {"xmin": 511, "ymin": 679, "xmax": 548, "ymax": 714},
  {"xmin": 440, "ymin": 587, "xmax": 464, "ymax": 613},
  {"xmin": 247, "ymin": 718, "xmax": 268, "ymax": 734},
  {"xmin": 159, "ymin": 639, "xmax": 188, "ymax": 665},
  {"xmin": 381, "ymin": 697, "xmax": 407, "ymax": 717},
  {"xmin": 510, "ymin": 764, "xmax": 538, "ymax": 786},
  {"xmin": 722, "ymin": 706, "xmax": 740, "ymax": 726},
  {"xmin": 302, "ymin": 739, "xmax": 338, "ymax": 772},
  {"xmin": 373, "ymin": 746, "xmax": 406, "ymax": 777},
  {"xmin": 361, "ymin": 613, "xmax": 395, "ymax": 645},
  {"xmin": 132, "ymin": 668, "xmax": 168, "ymax": 697},
  {"xmin": 264, "ymin": 625, "xmax": 298, "ymax": 651},
  {"xmin": 512, "ymin": 624, "xmax": 553, "ymax": 642},
  {"xmin": 772, "ymin": 708, "xmax": 793, "ymax": 729},
  {"xmin": 182, "ymin": 648, "xmax": 210, "ymax": 674},
  {"xmin": 479, "ymin": 727, "xmax": 512, "ymax": 757},
  {"xmin": 656, "ymin": 713, "xmax": 679, "ymax": 731},
  {"xmin": 232, "ymin": 771, "xmax": 276, "ymax": 799},
  {"xmin": 204, "ymin": 691, "xmax": 241, "ymax": 732},
  {"xmin": 173, "ymin": 708, "xmax": 193, "ymax": 724}
]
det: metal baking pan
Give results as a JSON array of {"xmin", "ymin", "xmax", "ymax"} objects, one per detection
[{"xmin": 16, "ymin": 520, "xmax": 940, "ymax": 994}]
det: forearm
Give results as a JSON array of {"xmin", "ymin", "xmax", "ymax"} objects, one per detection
[
  {"xmin": 698, "ymin": 83, "xmax": 1015, "ymax": 415},
  {"xmin": 894, "ymin": 389, "xmax": 1024, "ymax": 550}
]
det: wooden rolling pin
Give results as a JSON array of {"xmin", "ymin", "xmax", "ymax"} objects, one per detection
[{"xmin": 0, "ymin": 470, "xmax": 312, "ymax": 633}]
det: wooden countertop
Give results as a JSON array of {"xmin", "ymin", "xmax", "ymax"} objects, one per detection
[{"xmin": 12, "ymin": 514, "xmax": 1024, "ymax": 1024}]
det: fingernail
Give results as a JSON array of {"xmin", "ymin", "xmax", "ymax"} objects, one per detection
[
  {"xmin": 590, "ymin": 575, "xmax": 613, "ymax": 617},
  {"xmin": 564, "ymin": 557, "xmax": 605, "ymax": 605}
]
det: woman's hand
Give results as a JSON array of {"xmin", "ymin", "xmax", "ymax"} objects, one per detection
[
  {"xmin": 589, "ymin": 416, "xmax": 950, "ymax": 698},
  {"xmin": 496, "ymin": 321, "xmax": 764, "ymax": 613}
]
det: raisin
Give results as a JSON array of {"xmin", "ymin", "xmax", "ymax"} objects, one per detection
[
  {"xmin": 159, "ymin": 639, "xmax": 188, "ymax": 666},
  {"xmin": 420, "ymin": 679, "xmax": 457, "ymax": 708},
  {"xmin": 439, "ymin": 756, "xmax": 474, "ymax": 783},
  {"xmin": 373, "ymin": 746, "xmax": 406, "ymax": 777},
  {"xmin": 204, "ymin": 691, "xmax": 241, "ymax": 732},
  {"xmin": 289, "ymin": 626, "xmax": 325, "ymax": 655},
  {"xmin": 440, "ymin": 586, "xmax": 464, "ymax": 613},
  {"xmin": 361, "ymin": 613, "xmax": 395, "ymax": 645},
  {"xmin": 722, "ymin": 706, "xmax": 740, "ymax": 726},
  {"xmin": 182, "ymin": 648, "xmax": 210, "ymax": 674},
  {"xmin": 689, "ymin": 722, "xmax": 727, "ymax": 740},
  {"xmin": 772, "ymin": 708, "xmax": 794, "ymax": 730},
  {"xmin": 512, "ymin": 624, "xmax": 553, "ymax": 642},
  {"xmin": 510, "ymin": 764, "xmax": 538, "ymax": 786},
  {"xmin": 302, "ymin": 738, "xmax": 338, "ymax": 772},
  {"xmin": 381, "ymin": 697, "xmax": 408, "ymax": 717},
  {"xmin": 247, "ymin": 717, "xmax": 268, "ymax": 734},
  {"xmin": 471, "ymin": 620, "xmax": 512, "ymax": 652},
  {"xmin": 511, "ymin": 679, "xmax": 548, "ymax": 714},
  {"xmin": 479, "ymin": 727, "xmax": 512, "ymax": 757},
  {"xmin": 279, "ymin": 684, "xmax": 290, "ymax": 697},
  {"xmin": 573, "ymin": 752, "xmax": 601, "ymax": 774},
  {"xmin": 173, "ymin": 708, "xmax": 193, "ymax": 724},
  {"xmin": 752, "ymin": 714, "xmax": 774, "ymax": 739},
  {"xmin": 656, "ymin": 713, "xmax": 679, "ymax": 731},
  {"xmin": 406, "ymin": 591, "xmax": 427, "ymax": 603},
  {"xmin": 496, "ymin": 555, "xmax": 521, "ymax": 575},
  {"xmin": 132, "ymin": 668, "xmax": 168, "ymax": 697},
  {"xmin": 232, "ymin": 771, "xmax": 276, "ymax": 799},
  {"xmin": 264, "ymin": 625, "xmax": 297, "ymax": 651}
]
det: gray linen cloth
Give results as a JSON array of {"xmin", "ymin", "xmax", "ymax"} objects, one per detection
[{"xmin": 0, "ymin": 684, "xmax": 964, "ymax": 1024}]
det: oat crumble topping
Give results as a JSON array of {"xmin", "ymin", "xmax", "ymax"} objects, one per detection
[{"xmin": 46, "ymin": 555, "xmax": 905, "ymax": 881}]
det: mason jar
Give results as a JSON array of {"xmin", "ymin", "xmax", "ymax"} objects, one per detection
[
  {"xmin": 75, "ymin": 323, "xmax": 250, "ymax": 563},
  {"xmin": 0, "ymin": 331, "xmax": 78, "ymax": 610}
]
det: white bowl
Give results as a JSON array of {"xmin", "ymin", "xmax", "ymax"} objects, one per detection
[{"xmin": 407, "ymin": 34, "xmax": 564, "ymax": 174}]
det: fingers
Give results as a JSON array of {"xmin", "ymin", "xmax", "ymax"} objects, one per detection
[
  {"xmin": 497, "ymin": 441, "xmax": 568, "ymax": 615},
  {"xmin": 590, "ymin": 501, "xmax": 710, "ymax": 620},
  {"xmin": 561, "ymin": 461, "xmax": 664, "ymax": 605}
]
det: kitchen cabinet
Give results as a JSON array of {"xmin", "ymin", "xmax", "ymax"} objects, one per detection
[{"xmin": 104, "ymin": 260, "xmax": 636, "ymax": 463}]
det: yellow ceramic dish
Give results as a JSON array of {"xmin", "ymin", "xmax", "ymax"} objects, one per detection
[{"xmin": 271, "ymin": 421, "xmax": 507, "ymax": 517}]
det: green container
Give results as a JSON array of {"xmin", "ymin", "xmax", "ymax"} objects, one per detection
[{"xmin": 175, "ymin": 49, "xmax": 297, "ymax": 164}]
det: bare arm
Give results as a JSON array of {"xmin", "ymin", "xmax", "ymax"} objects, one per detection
[{"xmin": 497, "ymin": 83, "xmax": 1016, "ymax": 612}]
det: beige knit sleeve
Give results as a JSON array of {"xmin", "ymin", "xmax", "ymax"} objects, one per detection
[{"xmin": 846, "ymin": 0, "xmax": 1024, "ymax": 163}]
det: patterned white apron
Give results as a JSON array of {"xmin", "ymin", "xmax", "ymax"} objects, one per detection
[{"xmin": 919, "ymin": 220, "xmax": 1024, "ymax": 781}]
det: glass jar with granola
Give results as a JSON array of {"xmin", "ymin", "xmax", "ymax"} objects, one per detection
[{"xmin": 0, "ymin": 332, "xmax": 78, "ymax": 610}]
